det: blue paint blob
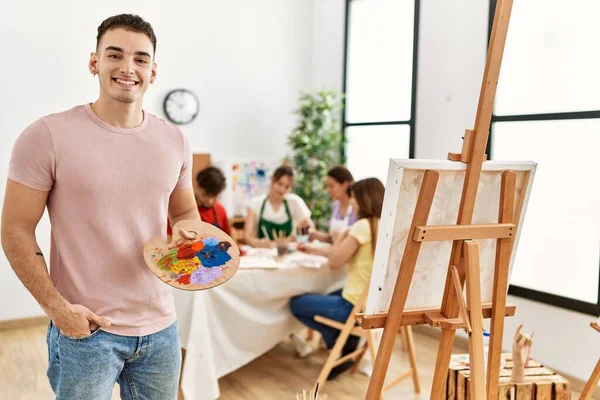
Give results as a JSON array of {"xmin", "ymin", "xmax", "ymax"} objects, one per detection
[
  {"xmin": 196, "ymin": 245, "xmax": 232, "ymax": 268},
  {"xmin": 202, "ymin": 237, "xmax": 219, "ymax": 247}
]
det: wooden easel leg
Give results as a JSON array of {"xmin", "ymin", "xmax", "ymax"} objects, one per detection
[
  {"xmin": 432, "ymin": 328, "xmax": 457, "ymax": 399},
  {"xmin": 487, "ymin": 171, "xmax": 516, "ymax": 400},
  {"xmin": 580, "ymin": 358, "xmax": 600, "ymax": 400},
  {"xmin": 431, "ymin": 0, "xmax": 514, "ymax": 396},
  {"xmin": 404, "ymin": 326, "xmax": 421, "ymax": 393},
  {"xmin": 431, "ymin": 244, "xmax": 467, "ymax": 400},
  {"xmin": 464, "ymin": 240, "xmax": 486, "ymax": 400},
  {"xmin": 366, "ymin": 170, "xmax": 440, "ymax": 400}
]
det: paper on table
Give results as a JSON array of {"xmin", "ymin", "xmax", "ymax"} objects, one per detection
[
  {"xmin": 283, "ymin": 252, "xmax": 328, "ymax": 269},
  {"xmin": 239, "ymin": 256, "xmax": 282, "ymax": 269},
  {"xmin": 238, "ymin": 245, "xmax": 328, "ymax": 269}
]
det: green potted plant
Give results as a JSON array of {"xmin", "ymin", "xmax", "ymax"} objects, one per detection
[{"xmin": 287, "ymin": 90, "xmax": 343, "ymax": 231}]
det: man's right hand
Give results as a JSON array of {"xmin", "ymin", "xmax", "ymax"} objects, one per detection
[{"xmin": 51, "ymin": 303, "xmax": 111, "ymax": 338}]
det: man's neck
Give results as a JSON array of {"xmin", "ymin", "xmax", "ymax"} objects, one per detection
[{"xmin": 91, "ymin": 96, "xmax": 144, "ymax": 129}]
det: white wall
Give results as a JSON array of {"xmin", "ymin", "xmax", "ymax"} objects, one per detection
[
  {"xmin": 0, "ymin": 0, "xmax": 315, "ymax": 321},
  {"xmin": 310, "ymin": 0, "xmax": 346, "ymax": 93},
  {"xmin": 312, "ymin": 0, "xmax": 600, "ymax": 385}
]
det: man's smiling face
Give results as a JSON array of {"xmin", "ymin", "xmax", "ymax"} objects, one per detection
[{"xmin": 89, "ymin": 28, "xmax": 156, "ymax": 104}]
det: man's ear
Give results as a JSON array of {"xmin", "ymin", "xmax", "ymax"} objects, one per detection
[
  {"xmin": 89, "ymin": 52, "xmax": 99, "ymax": 76},
  {"xmin": 150, "ymin": 62, "xmax": 157, "ymax": 84}
]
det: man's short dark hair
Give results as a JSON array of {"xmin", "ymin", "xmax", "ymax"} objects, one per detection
[
  {"xmin": 96, "ymin": 14, "xmax": 157, "ymax": 54},
  {"xmin": 196, "ymin": 167, "xmax": 227, "ymax": 196}
]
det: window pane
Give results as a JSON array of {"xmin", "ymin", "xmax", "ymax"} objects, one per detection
[
  {"xmin": 346, "ymin": 125, "xmax": 410, "ymax": 183},
  {"xmin": 496, "ymin": 0, "xmax": 600, "ymax": 115},
  {"xmin": 492, "ymin": 120, "xmax": 600, "ymax": 303},
  {"xmin": 345, "ymin": 0, "xmax": 415, "ymax": 123}
]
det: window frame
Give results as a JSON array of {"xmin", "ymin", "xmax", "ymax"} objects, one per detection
[
  {"xmin": 488, "ymin": 0, "xmax": 600, "ymax": 316},
  {"xmin": 340, "ymin": 0, "xmax": 420, "ymax": 162}
]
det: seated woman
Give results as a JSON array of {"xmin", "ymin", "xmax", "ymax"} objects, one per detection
[
  {"xmin": 310, "ymin": 165, "xmax": 357, "ymax": 243},
  {"xmin": 290, "ymin": 177, "xmax": 385, "ymax": 380},
  {"xmin": 244, "ymin": 165, "xmax": 314, "ymax": 248}
]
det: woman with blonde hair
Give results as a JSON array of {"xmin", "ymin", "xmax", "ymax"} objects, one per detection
[{"xmin": 290, "ymin": 177, "xmax": 385, "ymax": 380}]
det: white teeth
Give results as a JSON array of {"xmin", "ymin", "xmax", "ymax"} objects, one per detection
[{"xmin": 115, "ymin": 79, "xmax": 136, "ymax": 85}]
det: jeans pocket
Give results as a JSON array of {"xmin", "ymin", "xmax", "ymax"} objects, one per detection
[
  {"xmin": 46, "ymin": 320, "xmax": 53, "ymax": 342},
  {"xmin": 59, "ymin": 328, "xmax": 102, "ymax": 342}
]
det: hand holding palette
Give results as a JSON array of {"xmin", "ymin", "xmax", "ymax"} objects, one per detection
[{"xmin": 143, "ymin": 220, "xmax": 240, "ymax": 290}]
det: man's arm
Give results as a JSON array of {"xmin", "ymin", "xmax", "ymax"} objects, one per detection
[
  {"xmin": 1, "ymin": 179, "xmax": 110, "ymax": 336},
  {"xmin": 1, "ymin": 179, "xmax": 63, "ymax": 314},
  {"xmin": 168, "ymin": 187, "xmax": 201, "ymax": 229}
]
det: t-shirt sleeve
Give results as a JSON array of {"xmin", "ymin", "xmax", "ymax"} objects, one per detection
[
  {"xmin": 174, "ymin": 132, "xmax": 192, "ymax": 190},
  {"xmin": 349, "ymin": 219, "xmax": 371, "ymax": 245},
  {"xmin": 8, "ymin": 119, "xmax": 55, "ymax": 191},
  {"xmin": 289, "ymin": 194, "xmax": 311, "ymax": 222}
]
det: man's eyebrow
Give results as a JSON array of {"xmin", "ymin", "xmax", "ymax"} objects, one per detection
[{"xmin": 104, "ymin": 47, "xmax": 151, "ymax": 58}]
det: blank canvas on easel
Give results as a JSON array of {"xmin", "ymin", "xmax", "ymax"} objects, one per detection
[{"xmin": 366, "ymin": 159, "xmax": 537, "ymax": 315}]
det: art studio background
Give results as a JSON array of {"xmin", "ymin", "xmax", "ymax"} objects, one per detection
[{"xmin": 0, "ymin": 0, "xmax": 598, "ymax": 397}]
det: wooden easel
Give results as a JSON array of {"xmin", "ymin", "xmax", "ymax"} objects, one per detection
[
  {"xmin": 358, "ymin": 1, "xmax": 516, "ymax": 399},
  {"xmin": 579, "ymin": 321, "xmax": 600, "ymax": 400}
]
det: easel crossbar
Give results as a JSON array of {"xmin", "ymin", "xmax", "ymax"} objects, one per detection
[
  {"xmin": 413, "ymin": 223, "xmax": 515, "ymax": 242},
  {"xmin": 356, "ymin": 304, "xmax": 516, "ymax": 330}
]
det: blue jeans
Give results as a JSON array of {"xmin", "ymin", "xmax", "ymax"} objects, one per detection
[
  {"xmin": 46, "ymin": 321, "xmax": 182, "ymax": 400},
  {"xmin": 290, "ymin": 289, "xmax": 355, "ymax": 348}
]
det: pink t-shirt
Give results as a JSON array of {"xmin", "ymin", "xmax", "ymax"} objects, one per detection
[{"xmin": 8, "ymin": 104, "xmax": 192, "ymax": 336}]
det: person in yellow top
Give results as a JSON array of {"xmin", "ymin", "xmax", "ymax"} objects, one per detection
[{"xmin": 290, "ymin": 177, "xmax": 385, "ymax": 380}]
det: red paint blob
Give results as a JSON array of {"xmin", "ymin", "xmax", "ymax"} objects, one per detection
[
  {"xmin": 176, "ymin": 274, "xmax": 191, "ymax": 285},
  {"xmin": 177, "ymin": 244, "xmax": 196, "ymax": 260}
]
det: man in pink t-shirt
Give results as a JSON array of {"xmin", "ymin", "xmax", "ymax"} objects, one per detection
[{"xmin": 1, "ymin": 14, "xmax": 199, "ymax": 399}]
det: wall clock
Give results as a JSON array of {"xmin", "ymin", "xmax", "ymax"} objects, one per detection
[{"xmin": 163, "ymin": 89, "xmax": 199, "ymax": 125}]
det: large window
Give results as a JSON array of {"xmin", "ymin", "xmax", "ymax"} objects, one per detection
[
  {"xmin": 490, "ymin": 0, "xmax": 600, "ymax": 315},
  {"xmin": 342, "ymin": 0, "xmax": 419, "ymax": 183}
]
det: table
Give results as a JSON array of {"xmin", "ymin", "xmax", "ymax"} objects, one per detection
[{"xmin": 174, "ymin": 251, "xmax": 346, "ymax": 400}]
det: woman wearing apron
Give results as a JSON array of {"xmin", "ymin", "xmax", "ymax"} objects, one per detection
[
  {"xmin": 310, "ymin": 165, "xmax": 357, "ymax": 243},
  {"xmin": 244, "ymin": 165, "xmax": 313, "ymax": 248}
]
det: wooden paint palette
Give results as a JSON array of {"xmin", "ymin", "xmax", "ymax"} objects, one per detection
[{"xmin": 143, "ymin": 220, "xmax": 240, "ymax": 291}]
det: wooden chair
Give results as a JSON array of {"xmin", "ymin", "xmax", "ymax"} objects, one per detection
[{"xmin": 312, "ymin": 287, "xmax": 420, "ymax": 395}]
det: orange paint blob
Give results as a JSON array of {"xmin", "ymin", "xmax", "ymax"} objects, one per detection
[{"xmin": 191, "ymin": 241, "xmax": 205, "ymax": 252}]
